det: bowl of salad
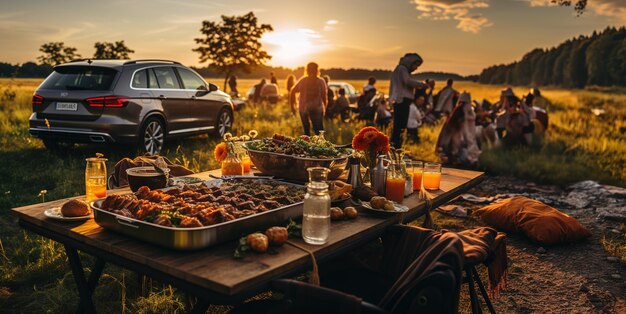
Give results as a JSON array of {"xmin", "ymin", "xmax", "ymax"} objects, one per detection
[{"xmin": 242, "ymin": 134, "xmax": 351, "ymax": 182}]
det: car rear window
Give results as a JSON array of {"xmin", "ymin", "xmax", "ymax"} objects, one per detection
[
  {"xmin": 176, "ymin": 68, "xmax": 206, "ymax": 90},
  {"xmin": 40, "ymin": 66, "xmax": 118, "ymax": 91},
  {"xmin": 132, "ymin": 68, "xmax": 161, "ymax": 89}
]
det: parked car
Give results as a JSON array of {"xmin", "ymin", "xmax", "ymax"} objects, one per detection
[
  {"xmin": 246, "ymin": 83, "xmax": 281, "ymax": 104},
  {"xmin": 328, "ymin": 82, "xmax": 360, "ymax": 105},
  {"xmin": 29, "ymin": 59, "xmax": 234, "ymax": 155}
]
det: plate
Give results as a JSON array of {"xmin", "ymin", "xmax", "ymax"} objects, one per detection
[
  {"xmin": 359, "ymin": 200, "xmax": 409, "ymax": 214},
  {"xmin": 331, "ymin": 194, "xmax": 352, "ymax": 205},
  {"xmin": 44, "ymin": 207, "xmax": 92, "ymax": 221}
]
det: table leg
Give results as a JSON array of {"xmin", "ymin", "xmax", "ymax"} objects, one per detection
[
  {"xmin": 190, "ymin": 297, "xmax": 210, "ymax": 314},
  {"xmin": 65, "ymin": 244, "xmax": 97, "ymax": 314}
]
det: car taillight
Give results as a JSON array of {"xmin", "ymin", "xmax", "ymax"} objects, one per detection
[
  {"xmin": 32, "ymin": 94, "xmax": 43, "ymax": 105},
  {"xmin": 86, "ymin": 96, "xmax": 128, "ymax": 108}
]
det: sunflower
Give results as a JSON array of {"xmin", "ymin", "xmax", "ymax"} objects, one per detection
[{"xmin": 214, "ymin": 142, "xmax": 229, "ymax": 162}]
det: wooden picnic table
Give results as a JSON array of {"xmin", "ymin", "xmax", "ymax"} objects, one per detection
[{"xmin": 11, "ymin": 167, "xmax": 484, "ymax": 313}]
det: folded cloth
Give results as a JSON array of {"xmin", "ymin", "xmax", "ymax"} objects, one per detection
[
  {"xmin": 379, "ymin": 226, "xmax": 464, "ymax": 313},
  {"xmin": 109, "ymin": 155, "xmax": 194, "ymax": 189},
  {"xmin": 436, "ymin": 204, "xmax": 468, "ymax": 217},
  {"xmin": 456, "ymin": 227, "xmax": 508, "ymax": 298}
]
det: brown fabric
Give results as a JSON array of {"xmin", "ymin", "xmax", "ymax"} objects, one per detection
[
  {"xmin": 457, "ymin": 227, "xmax": 508, "ymax": 298},
  {"xmin": 475, "ymin": 196, "xmax": 591, "ymax": 245},
  {"xmin": 378, "ymin": 226, "xmax": 464, "ymax": 313},
  {"xmin": 110, "ymin": 155, "xmax": 194, "ymax": 188}
]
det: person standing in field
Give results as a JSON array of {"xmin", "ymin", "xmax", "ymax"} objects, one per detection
[
  {"xmin": 364, "ymin": 76, "xmax": 377, "ymax": 94},
  {"xmin": 323, "ymin": 75, "xmax": 335, "ymax": 119},
  {"xmin": 389, "ymin": 53, "xmax": 429, "ymax": 148},
  {"xmin": 228, "ymin": 75, "xmax": 238, "ymax": 96},
  {"xmin": 290, "ymin": 62, "xmax": 328, "ymax": 136},
  {"xmin": 286, "ymin": 74, "xmax": 295, "ymax": 94},
  {"xmin": 433, "ymin": 79, "xmax": 458, "ymax": 117},
  {"xmin": 270, "ymin": 72, "xmax": 277, "ymax": 84}
]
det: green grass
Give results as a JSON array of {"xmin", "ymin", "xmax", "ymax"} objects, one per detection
[{"xmin": 0, "ymin": 77, "xmax": 624, "ymax": 312}]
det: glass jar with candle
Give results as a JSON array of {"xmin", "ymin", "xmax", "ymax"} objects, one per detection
[
  {"xmin": 423, "ymin": 162, "xmax": 442, "ymax": 190},
  {"xmin": 302, "ymin": 167, "xmax": 331, "ymax": 245},
  {"xmin": 385, "ymin": 161, "xmax": 406, "ymax": 203},
  {"xmin": 85, "ymin": 156, "xmax": 107, "ymax": 203}
]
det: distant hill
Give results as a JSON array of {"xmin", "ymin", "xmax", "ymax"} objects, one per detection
[{"xmin": 478, "ymin": 27, "xmax": 626, "ymax": 88}]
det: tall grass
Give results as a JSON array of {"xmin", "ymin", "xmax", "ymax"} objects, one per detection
[{"xmin": 0, "ymin": 77, "xmax": 624, "ymax": 312}]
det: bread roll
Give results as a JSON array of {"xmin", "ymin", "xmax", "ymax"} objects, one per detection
[{"xmin": 61, "ymin": 199, "xmax": 90, "ymax": 217}]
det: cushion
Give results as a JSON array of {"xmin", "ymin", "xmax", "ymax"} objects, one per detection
[{"xmin": 475, "ymin": 196, "xmax": 591, "ymax": 245}]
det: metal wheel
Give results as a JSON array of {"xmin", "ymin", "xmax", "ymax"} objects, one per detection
[
  {"xmin": 216, "ymin": 109, "xmax": 233, "ymax": 138},
  {"xmin": 141, "ymin": 118, "xmax": 164, "ymax": 155}
]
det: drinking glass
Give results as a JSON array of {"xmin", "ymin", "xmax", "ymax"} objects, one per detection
[
  {"xmin": 423, "ymin": 162, "xmax": 442, "ymax": 190},
  {"xmin": 385, "ymin": 161, "xmax": 406, "ymax": 203},
  {"xmin": 85, "ymin": 157, "xmax": 107, "ymax": 203},
  {"xmin": 409, "ymin": 161, "xmax": 424, "ymax": 191}
]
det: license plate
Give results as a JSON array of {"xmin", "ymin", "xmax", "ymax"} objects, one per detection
[{"xmin": 56, "ymin": 102, "xmax": 78, "ymax": 111}]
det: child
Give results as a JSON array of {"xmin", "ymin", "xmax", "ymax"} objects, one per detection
[{"xmin": 407, "ymin": 96, "xmax": 425, "ymax": 143}]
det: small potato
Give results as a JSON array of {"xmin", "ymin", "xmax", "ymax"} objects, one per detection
[
  {"xmin": 370, "ymin": 196, "xmax": 387, "ymax": 209},
  {"xmin": 383, "ymin": 201, "xmax": 395, "ymax": 211},
  {"xmin": 343, "ymin": 207, "xmax": 358, "ymax": 219},
  {"xmin": 246, "ymin": 233, "xmax": 269, "ymax": 253},
  {"xmin": 330, "ymin": 207, "xmax": 344, "ymax": 220},
  {"xmin": 265, "ymin": 226, "xmax": 288, "ymax": 246}
]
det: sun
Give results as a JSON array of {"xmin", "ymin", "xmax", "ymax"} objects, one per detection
[{"xmin": 261, "ymin": 29, "xmax": 322, "ymax": 68}]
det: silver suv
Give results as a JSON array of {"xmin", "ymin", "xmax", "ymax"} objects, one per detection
[{"xmin": 29, "ymin": 59, "xmax": 234, "ymax": 155}]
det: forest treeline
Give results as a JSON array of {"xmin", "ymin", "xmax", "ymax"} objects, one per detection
[{"xmin": 478, "ymin": 27, "xmax": 626, "ymax": 88}]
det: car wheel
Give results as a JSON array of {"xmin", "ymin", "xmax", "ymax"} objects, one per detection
[
  {"xmin": 215, "ymin": 108, "xmax": 233, "ymax": 138},
  {"xmin": 139, "ymin": 117, "xmax": 165, "ymax": 155},
  {"xmin": 42, "ymin": 139, "xmax": 74, "ymax": 152}
]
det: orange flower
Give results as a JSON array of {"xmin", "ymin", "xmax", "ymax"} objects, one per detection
[
  {"xmin": 356, "ymin": 126, "xmax": 378, "ymax": 138},
  {"xmin": 362, "ymin": 130, "xmax": 379, "ymax": 145},
  {"xmin": 352, "ymin": 133, "xmax": 369, "ymax": 151},
  {"xmin": 214, "ymin": 142, "xmax": 229, "ymax": 162},
  {"xmin": 374, "ymin": 133, "xmax": 390, "ymax": 154},
  {"xmin": 352, "ymin": 126, "xmax": 387, "ymax": 152}
]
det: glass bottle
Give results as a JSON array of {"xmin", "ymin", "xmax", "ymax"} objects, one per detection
[
  {"xmin": 221, "ymin": 154, "xmax": 244, "ymax": 176},
  {"xmin": 385, "ymin": 161, "xmax": 406, "ymax": 203},
  {"xmin": 302, "ymin": 167, "xmax": 331, "ymax": 245},
  {"xmin": 85, "ymin": 157, "xmax": 107, "ymax": 203}
]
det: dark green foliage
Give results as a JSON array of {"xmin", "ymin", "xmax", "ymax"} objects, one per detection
[
  {"xmin": 478, "ymin": 27, "xmax": 626, "ymax": 87},
  {"xmin": 37, "ymin": 42, "xmax": 81, "ymax": 66},
  {"xmin": 93, "ymin": 40, "xmax": 135, "ymax": 59}
]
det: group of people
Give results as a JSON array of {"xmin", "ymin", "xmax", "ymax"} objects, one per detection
[{"xmin": 232, "ymin": 53, "xmax": 548, "ymax": 166}]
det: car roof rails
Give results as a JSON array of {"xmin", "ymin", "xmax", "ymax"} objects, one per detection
[{"xmin": 123, "ymin": 59, "xmax": 181, "ymax": 65}]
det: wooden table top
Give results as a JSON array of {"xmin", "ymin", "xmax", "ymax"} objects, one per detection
[{"xmin": 11, "ymin": 167, "xmax": 484, "ymax": 298}]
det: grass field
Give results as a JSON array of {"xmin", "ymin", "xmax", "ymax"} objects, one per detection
[{"xmin": 0, "ymin": 77, "xmax": 624, "ymax": 312}]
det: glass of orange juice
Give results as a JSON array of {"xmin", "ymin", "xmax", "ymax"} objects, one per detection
[
  {"xmin": 85, "ymin": 157, "xmax": 107, "ymax": 203},
  {"xmin": 385, "ymin": 161, "xmax": 406, "ymax": 203},
  {"xmin": 240, "ymin": 153, "xmax": 252, "ymax": 173},
  {"xmin": 409, "ymin": 161, "xmax": 423, "ymax": 191},
  {"xmin": 423, "ymin": 162, "xmax": 442, "ymax": 190}
]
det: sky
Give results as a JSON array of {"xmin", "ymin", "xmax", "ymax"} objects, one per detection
[{"xmin": 0, "ymin": 0, "xmax": 624, "ymax": 75}]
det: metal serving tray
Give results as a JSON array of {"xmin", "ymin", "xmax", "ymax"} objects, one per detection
[{"xmin": 91, "ymin": 179, "xmax": 304, "ymax": 250}]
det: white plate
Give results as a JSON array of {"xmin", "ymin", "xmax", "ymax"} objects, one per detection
[
  {"xmin": 360, "ymin": 200, "xmax": 409, "ymax": 214},
  {"xmin": 44, "ymin": 207, "xmax": 92, "ymax": 221}
]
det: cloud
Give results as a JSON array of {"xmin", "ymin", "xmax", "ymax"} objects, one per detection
[
  {"xmin": 413, "ymin": 0, "xmax": 492, "ymax": 33},
  {"xmin": 523, "ymin": 0, "xmax": 626, "ymax": 22},
  {"xmin": 323, "ymin": 19, "xmax": 338, "ymax": 31}
]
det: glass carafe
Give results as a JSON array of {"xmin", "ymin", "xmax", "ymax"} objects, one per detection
[
  {"xmin": 302, "ymin": 167, "xmax": 331, "ymax": 245},
  {"xmin": 85, "ymin": 157, "xmax": 107, "ymax": 203}
]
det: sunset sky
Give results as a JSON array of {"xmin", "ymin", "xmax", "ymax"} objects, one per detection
[{"xmin": 0, "ymin": 0, "xmax": 624, "ymax": 75}]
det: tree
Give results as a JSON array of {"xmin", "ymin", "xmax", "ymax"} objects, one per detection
[
  {"xmin": 37, "ymin": 42, "xmax": 81, "ymax": 66},
  {"xmin": 193, "ymin": 11, "xmax": 273, "ymax": 90},
  {"xmin": 93, "ymin": 41, "xmax": 135, "ymax": 59},
  {"xmin": 552, "ymin": 0, "xmax": 587, "ymax": 15}
]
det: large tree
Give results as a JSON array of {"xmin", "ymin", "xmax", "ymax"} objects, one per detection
[
  {"xmin": 37, "ymin": 42, "xmax": 81, "ymax": 66},
  {"xmin": 93, "ymin": 40, "xmax": 135, "ymax": 59},
  {"xmin": 193, "ymin": 11, "xmax": 273, "ymax": 90},
  {"xmin": 552, "ymin": 0, "xmax": 587, "ymax": 15}
]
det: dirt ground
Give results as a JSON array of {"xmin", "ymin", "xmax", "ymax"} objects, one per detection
[{"xmin": 439, "ymin": 176, "xmax": 626, "ymax": 314}]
